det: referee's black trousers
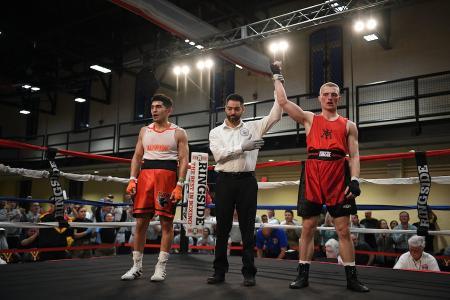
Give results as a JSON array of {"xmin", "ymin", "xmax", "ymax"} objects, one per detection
[{"xmin": 213, "ymin": 172, "xmax": 258, "ymax": 277}]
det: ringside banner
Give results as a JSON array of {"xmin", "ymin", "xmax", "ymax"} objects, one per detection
[{"xmin": 185, "ymin": 152, "xmax": 208, "ymax": 237}]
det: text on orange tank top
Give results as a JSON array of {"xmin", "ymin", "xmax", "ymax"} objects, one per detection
[{"xmin": 142, "ymin": 123, "xmax": 179, "ymax": 161}]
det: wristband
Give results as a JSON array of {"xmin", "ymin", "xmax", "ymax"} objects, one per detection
[{"xmin": 351, "ymin": 176, "xmax": 360, "ymax": 183}]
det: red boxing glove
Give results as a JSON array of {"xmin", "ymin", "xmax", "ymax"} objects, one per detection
[
  {"xmin": 170, "ymin": 184, "xmax": 183, "ymax": 203},
  {"xmin": 126, "ymin": 179, "xmax": 137, "ymax": 195}
]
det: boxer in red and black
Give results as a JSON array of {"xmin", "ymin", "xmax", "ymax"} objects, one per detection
[{"xmin": 272, "ymin": 61, "xmax": 369, "ymax": 292}]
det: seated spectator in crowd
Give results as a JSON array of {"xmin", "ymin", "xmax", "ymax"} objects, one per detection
[
  {"xmin": 394, "ymin": 235, "xmax": 440, "ymax": 272},
  {"xmin": 261, "ymin": 214, "xmax": 269, "ymax": 224},
  {"xmin": 38, "ymin": 204, "xmax": 74, "ymax": 261},
  {"xmin": 350, "ymin": 214, "xmax": 365, "ymax": 244},
  {"xmin": 0, "ymin": 201, "xmax": 23, "ymax": 249},
  {"xmin": 413, "ymin": 207, "xmax": 439, "ymax": 254},
  {"xmin": 95, "ymin": 213, "xmax": 120, "ymax": 256},
  {"xmin": 360, "ymin": 211, "xmax": 378, "ymax": 250},
  {"xmin": 26, "ymin": 202, "xmax": 41, "ymax": 223},
  {"xmin": 197, "ymin": 228, "xmax": 215, "ymax": 254},
  {"xmin": 256, "ymin": 225, "xmax": 288, "ymax": 259},
  {"xmin": 19, "ymin": 228, "xmax": 40, "ymax": 262},
  {"xmin": 203, "ymin": 208, "xmax": 216, "ymax": 236},
  {"xmin": 0, "ymin": 227, "xmax": 12, "ymax": 263},
  {"xmin": 393, "ymin": 211, "xmax": 417, "ymax": 253},
  {"xmin": 172, "ymin": 227, "xmax": 194, "ymax": 253},
  {"xmin": 324, "ymin": 238, "xmax": 342, "ymax": 264},
  {"xmin": 229, "ymin": 210, "xmax": 242, "ymax": 256},
  {"xmin": 72, "ymin": 206, "xmax": 95, "ymax": 258},
  {"xmin": 376, "ymin": 219, "xmax": 396, "ymax": 267},
  {"xmin": 267, "ymin": 209, "xmax": 280, "ymax": 224},
  {"xmin": 389, "ymin": 220, "xmax": 398, "ymax": 230},
  {"xmin": 319, "ymin": 213, "xmax": 338, "ymax": 254},
  {"xmin": 351, "ymin": 233, "xmax": 375, "ymax": 266},
  {"xmin": 280, "ymin": 210, "xmax": 301, "ymax": 250}
]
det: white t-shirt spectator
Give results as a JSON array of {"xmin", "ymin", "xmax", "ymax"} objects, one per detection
[{"xmin": 393, "ymin": 251, "xmax": 440, "ymax": 271}]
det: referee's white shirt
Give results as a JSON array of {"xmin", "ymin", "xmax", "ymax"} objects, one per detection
[
  {"xmin": 393, "ymin": 251, "xmax": 440, "ymax": 271},
  {"xmin": 209, "ymin": 100, "xmax": 282, "ymax": 172}
]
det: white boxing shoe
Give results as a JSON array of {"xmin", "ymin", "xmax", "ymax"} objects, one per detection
[
  {"xmin": 150, "ymin": 260, "xmax": 167, "ymax": 282},
  {"xmin": 121, "ymin": 266, "xmax": 143, "ymax": 280}
]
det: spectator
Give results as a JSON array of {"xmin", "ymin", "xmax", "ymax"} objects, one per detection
[
  {"xmin": 267, "ymin": 209, "xmax": 280, "ymax": 224},
  {"xmin": 38, "ymin": 204, "xmax": 74, "ymax": 261},
  {"xmin": 280, "ymin": 210, "xmax": 301, "ymax": 250},
  {"xmin": 350, "ymin": 214, "xmax": 365, "ymax": 244},
  {"xmin": 26, "ymin": 202, "xmax": 41, "ymax": 223},
  {"xmin": 413, "ymin": 207, "xmax": 438, "ymax": 254},
  {"xmin": 204, "ymin": 208, "xmax": 216, "ymax": 236},
  {"xmin": 389, "ymin": 220, "xmax": 398, "ymax": 230},
  {"xmin": 0, "ymin": 228, "xmax": 9, "ymax": 263},
  {"xmin": 72, "ymin": 206, "xmax": 95, "ymax": 258},
  {"xmin": 173, "ymin": 227, "xmax": 194, "ymax": 253},
  {"xmin": 394, "ymin": 235, "xmax": 440, "ymax": 271},
  {"xmin": 197, "ymin": 228, "xmax": 215, "ymax": 254},
  {"xmin": 392, "ymin": 211, "xmax": 417, "ymax": 253},
  {"xmin": 229, "ymin": 210, "xmax": 243, "ymax": 256},
  {"xmin": 360, "ymin": 211, "xmax": 378, "ymax": 250},
  {"xmin": 19, "ymin": 228, "xmax": 40, "ymax": 262},
  {"xmin": 94, "ymin": 198, "xmax": 114, "ymax": 222},
  {"xmin": 95, "ymin": 213, "xmax": 119, "ymax": 256},
  {"xmin": 319, "ymin": 213, "xmax": 338, "ymax": 253},
  {"xmin": 0, "ymin": 201, "xmax": 23, "ymax": 249},
  {"xmin": 261, "ymin": 214, "xmax": 268, "ymax": 223},
  {"xmin": 324, "ymin": 238, "xmax": 342, "ymax": 264},
  {"xmin": 376, "ymin": 219, "xmax": 396, "ymax": 267},
  {"xmin": 256, "ymin": 225, "xmax": 288, "ymax": 259},
  {"xmin": 351, "ymin": 233, "xmax": 374, "ymax": 266}
]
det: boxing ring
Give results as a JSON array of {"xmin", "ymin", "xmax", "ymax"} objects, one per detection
[
  {"xmin": 1, "ymin": 138, "xmax": 450, "ymax": 299},
  {"xmin": 0, "ymin": 254, "xmax": 449, "ymax": 300}
]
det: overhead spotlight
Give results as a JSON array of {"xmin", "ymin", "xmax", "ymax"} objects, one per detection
[
  {"xmin": 22, "ymin": 84, "xmax": 31, "ymax": 89},
  {"xmin": 269, "ymin": 42, "xmax": 280, "ymax": 53},
  {"xmin": 195, "ymin": 45, "xmax": 204, "ymax": 49},
  {"xmin": 196, "ymin": 61, "xmax": 205, "ymax": 70},
  {"xmin": 75, "ymin": 97, "xmax": 86, "ymax": 103},
  {"xmin": 353, "ymin": 20, "xmax": 365, "ymax": 32},
  {"xmin": 20, "ymin": 109, "xmax": 31, "ymax": 115},
  {"xmin": 235, "ymin": 64, "xmax": 243, "ymax": 69},
  {"xmin": 363, "ymin": 34, "xmax": 379, "ymax": 41},
  {"xmin": 205, "ymin": 59, "xmax": 214, "ymax": 69},
  {"xmin": 173, "ymin": 66, "xmax": 181, "ymax": 76},
  {"xmin": 268, "ymin": 159, "xmax": 274, "ymax": 162},
  {"xmin": 31, "ymin": 87, "xmax": 40, "ymax": 91},
  {"xmin": 90, "ymin": 64, "xmax": 111, "ymax": 74},
  {"xmin": 184, "ymin": 39, "xmax": 190, "ymax": 43},
  {"xmin": 181, "ymin": 65, "xmax": 190, "ymax": 74},
  {"xmin": 279, "ymin": 40, "xmax": 289, "ymax": 51},
  {"xmin": 366, "ymin": 18, "xmax": 377, "ymax": 30},
  {"xmin": 189, "ymin": 41, "xmax": 195, "ymax": 46}
]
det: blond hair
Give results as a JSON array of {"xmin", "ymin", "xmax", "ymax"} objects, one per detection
[{"xmin": 319, "ymin": 82, "xmax": 340, "ymax": 95}]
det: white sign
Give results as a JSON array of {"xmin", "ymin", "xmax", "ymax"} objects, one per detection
[{"xmin": 185, "ymin": 152, "xmax": 208, "ymax": 237}]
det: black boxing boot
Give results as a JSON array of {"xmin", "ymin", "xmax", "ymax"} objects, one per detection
[
  {"xmin": 289, "ymin": 263, "xmax": 309, "ymax": 289},
  {"xmin": 345, "ymin": 266, "xmax": 370, "ymax": 292}
]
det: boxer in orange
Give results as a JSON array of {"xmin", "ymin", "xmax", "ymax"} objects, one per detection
[
  {"xmin": 272, "ymin": 61, "xmax": 369, "ymax": 292},
  {"xmin": 121, "ymin": 94, "xmax": 189, "ymax": 282}
]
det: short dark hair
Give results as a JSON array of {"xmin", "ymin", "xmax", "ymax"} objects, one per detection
[
  {"xmin": 152, "ymin": 94, "xmax": 173, "ymax": 108},
  {"xmin": 226, "ymin": 93, "xmax": 244, "ymax": 105},
  {"xmin": 285, "ymin": 210, "xmax": 294, "ymax": 215}
]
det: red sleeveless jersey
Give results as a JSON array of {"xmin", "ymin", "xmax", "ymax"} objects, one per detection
[{"xmin": 306, "ymin": 115, "xmax": 348, "ymax": 154}]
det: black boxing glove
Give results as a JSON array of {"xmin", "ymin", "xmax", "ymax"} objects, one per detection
[
  {"xmin": 270, "ymin": 62, "xmax": 285, "ymax": 83},
  {"xmin": 346, "ymin": 178, "xmax": 361, "ymax": 198}
]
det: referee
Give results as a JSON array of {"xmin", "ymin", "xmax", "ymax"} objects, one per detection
[{"xmin": 207, "ymin": 92, "xmax": 282, "ymax": 286}]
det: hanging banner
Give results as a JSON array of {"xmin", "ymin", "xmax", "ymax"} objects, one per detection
[
  {"xmin": 415, "ymin": 151, "xmax": 430, "ymax": 236},
  {"xmin": 185, "ymin": 152, "xmax": 208, "ymax": 237}
]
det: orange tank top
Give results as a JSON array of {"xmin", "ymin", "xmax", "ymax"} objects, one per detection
[
  {"xmin": 142, "ymin": 123, "xmax": 178, "ymax": 160},
  {"xmin": 306, "ymin": 115, "xmax": 348, "ymax": 154}
]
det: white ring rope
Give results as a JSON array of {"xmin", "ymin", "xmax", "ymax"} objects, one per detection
[
  {"xmin": 1, "ymin": 221, "xmax": 450, "ymax": 236},
  {"xmin": 2, "ymin": 163, "xmax": 450, "ymax": 187}
]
